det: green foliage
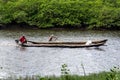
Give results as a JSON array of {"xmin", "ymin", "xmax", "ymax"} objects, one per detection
[
  {"xmin": 0, "ymin": 0, "xmax": 120, "ymax": 29},
  {"xmin": 61, "ymin": 64, "xmax": 70, "ymax": 75},
  {"xmin": 106, "ymin": 66, "xmax": 119, "ymax": 80}
]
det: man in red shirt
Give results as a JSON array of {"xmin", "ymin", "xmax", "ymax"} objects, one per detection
[{"xmin": 19, "ymin": 36, "xmax": 27, "ymax": 45}]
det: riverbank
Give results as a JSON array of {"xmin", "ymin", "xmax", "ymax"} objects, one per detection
[
  {"xmin": 2, "ymin": 64, "xmax": 120, "ymax": 80},
  {"xmin": 0, "ymin": 23, "xmax": 120, "ymax": 30},
  {"xmin": 3, "ymin": 71, "xmax": 120, "ymax": 80}
]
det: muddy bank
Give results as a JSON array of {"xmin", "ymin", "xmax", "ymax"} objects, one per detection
[
  {"xmin": 0, "ymin": 23, "xmax": 39, "ymax": 30},
  {"xmin": 0, "ymin": 23, "xmax": 120, "ymax": 30}
]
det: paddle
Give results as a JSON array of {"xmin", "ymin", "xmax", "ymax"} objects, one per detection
[
  {"xmin": 27, "ymin": 41, "xmax": 39, "ymax": 44},
  {"xmin": 27, "ymin": 37, "xmax": 58, "ymax": 44}
]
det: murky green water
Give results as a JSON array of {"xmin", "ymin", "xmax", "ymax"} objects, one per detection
[{"xmin": 0, "ymin": 29, "xmax": 120, "ymax": 78}]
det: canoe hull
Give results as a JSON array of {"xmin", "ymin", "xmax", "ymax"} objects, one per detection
[
  {"xmin": 21, "ymin": 42, "xmax": 105, "ymax": 48},
  {"xmin": 16, "ymin": 39, "xmax": 107, "ymax": 48},
  {"xmin": 27, "ymin": 39, "xmax": 107, "ymax": 44}
]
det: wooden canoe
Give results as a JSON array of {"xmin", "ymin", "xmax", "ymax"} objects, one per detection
[
  {"xmin": 27, "ymin": 39, "xmax": 107, "ymax": 44},
  {"xmin": 16, "ymin": 39, "xmax": 107, "ymax": 48}
]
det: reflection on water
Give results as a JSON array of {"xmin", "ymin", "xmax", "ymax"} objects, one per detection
[
  {"xmin": 94, "ymin": 47, "xmax": 105, "ymax": 51},
  {"xmin": 0, "ymin": 29, "xmax": 120, "ymax": 78},
  {"xmin": 15, "ymin": 46, "xmax": 27, "ymax": 51},
  {"xmin": 83, "ymin": 47, "xmax": 105, "ymax": 52}
]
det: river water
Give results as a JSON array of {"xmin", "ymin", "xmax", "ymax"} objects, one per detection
[{"xmin": 0, "ymin": 29, "xmax": 120, "ymax": 78}]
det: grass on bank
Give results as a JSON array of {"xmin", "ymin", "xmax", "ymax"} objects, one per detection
[
  {"xmin": 5, "ymin": 71, "xmax": 120, "ymax": 80},
  {"xmin": 38, "ymin": 71, "xmax": 120, "ymax": 80},
  {"xmin": 4, "ymin": 64, "xmax": 120, "ymax": 80}
]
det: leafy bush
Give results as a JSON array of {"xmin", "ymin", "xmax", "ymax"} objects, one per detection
[{"xmin": 0, "ymin": 0, "xmax": 120, "ymax": 29}]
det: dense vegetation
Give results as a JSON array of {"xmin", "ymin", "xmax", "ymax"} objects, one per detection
[{"xmin": 0, "ymin": 0, "xmax": 120, "ymax": 29}]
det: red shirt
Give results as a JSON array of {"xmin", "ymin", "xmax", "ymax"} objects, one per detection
[{"xmin": 19, "ymin": 36, "xmax": 26, "ymax": 43}]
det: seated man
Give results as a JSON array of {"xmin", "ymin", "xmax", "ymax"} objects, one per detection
[
  {"xmin": 48, "ymin": 34, "xmax": 57, "ymax": 41},
  {"xmin": 19, "ymin": 36, "xmax": 27, "ymax": 45}
]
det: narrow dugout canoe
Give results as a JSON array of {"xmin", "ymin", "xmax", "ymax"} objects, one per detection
[
  {"xmin": 27, "ymin": 39, "xmax": 108, "ymax": 44},
  {"xmin": 15, "ymin": 39, "xmax": 107, "ymax": 48},
  {"xmin": 20, "ymin": 42, "xmax": 105, "ymax": 48}
]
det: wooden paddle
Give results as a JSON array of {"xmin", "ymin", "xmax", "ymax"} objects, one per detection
[{"xmin": 27, "ymin": 41, "xmax": 39, "ymax": 44}]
